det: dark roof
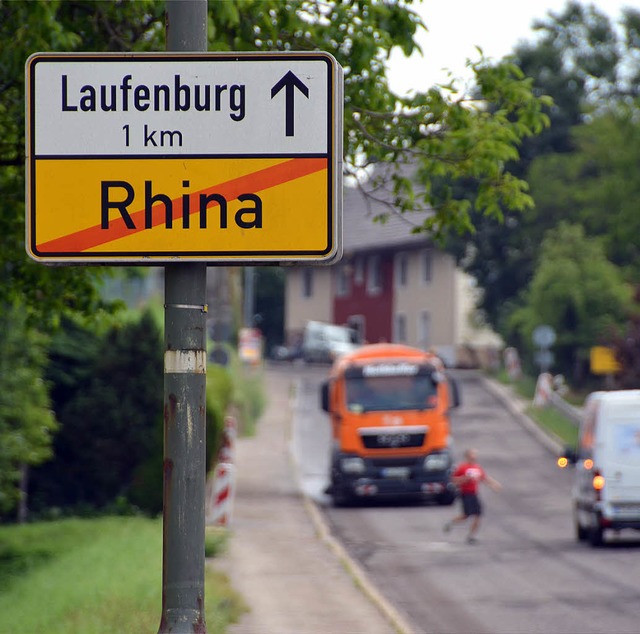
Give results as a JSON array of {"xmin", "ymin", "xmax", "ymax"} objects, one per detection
[{"xmin": 342, "ymin": 163, "xmax": 433, "ymax": 255}]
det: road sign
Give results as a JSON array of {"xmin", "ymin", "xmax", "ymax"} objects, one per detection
[
  {"xmin": 25, "ymin": 52, "xmax": 343, "ymax": 264},
  {"xmin": 532, "ymin": 324, "xmax": 556, "ymax": 349},
  {"xmin": 590, "ymin": 346, "xmax": 621, "ymax": 375}
]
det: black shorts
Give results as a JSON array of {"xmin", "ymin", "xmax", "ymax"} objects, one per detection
[{"xmin": 461, "ymin": 493, "xmax": 482, "ymax": 516}]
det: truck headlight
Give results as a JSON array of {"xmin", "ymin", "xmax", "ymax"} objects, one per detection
[
  {"xmin": 341, "ymin": 457, "xmax": 366, "ymax": 474},
  {"xmin": 423, "ymin": 453, "xmax": 449, "ymax": 471}
]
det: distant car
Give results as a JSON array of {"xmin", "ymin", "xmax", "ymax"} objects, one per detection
[
  {"xmin": 559, "ymin": 390, "xmax": 640, "ymax": 546},
  {"xmin": 301, "ymin": 320, "xmax": 359, "ymax": 363},
  {"xmin": 271, "ymin": 342, "xmax": 303, "ymax": 362}
]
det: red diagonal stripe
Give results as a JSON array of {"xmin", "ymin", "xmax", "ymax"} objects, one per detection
[{"xmin": 37, "ymin": 157, "xmax": 327, "ymax": 253}]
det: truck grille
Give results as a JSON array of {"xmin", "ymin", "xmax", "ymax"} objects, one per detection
[{"xmin": 359, "ymin": 426, "xmax": 426, "ymax": 449}]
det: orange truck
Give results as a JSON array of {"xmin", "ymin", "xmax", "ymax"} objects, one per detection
[{"xmin": 320, "ymin": 343, "xmax": 460, "ymax": 506}]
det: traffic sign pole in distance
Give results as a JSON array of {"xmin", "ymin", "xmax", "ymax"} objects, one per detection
[{"xmin": 25, "ymin": 50, "xmax": 343, "ymax": 264}]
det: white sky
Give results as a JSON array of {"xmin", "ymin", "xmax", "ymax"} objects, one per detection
[{"xmin": 388, "ymin": 0, "xmax": 637, "ymax": 95}]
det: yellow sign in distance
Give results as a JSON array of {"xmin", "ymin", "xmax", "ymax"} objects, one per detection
[
  {"xmin": 590, "ymin": 346, "xmax": 621, "ymax": 375},
  {"xmin": 31, "ymin": 157, "xmax": 330, "ymax": 261}
]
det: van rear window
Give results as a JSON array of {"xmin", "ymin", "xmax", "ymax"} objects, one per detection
[{"xmin": 612, "ymin": 421, "xmax": 640, "ymax": 461}]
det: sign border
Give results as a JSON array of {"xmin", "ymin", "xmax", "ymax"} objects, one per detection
[{"xmin": 25, "ymin": 51, "xmax": 343, "ymax": 265}]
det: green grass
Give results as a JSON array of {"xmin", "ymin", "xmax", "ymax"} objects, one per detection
[
  {"xmin": 525, "ymin": 404, "xmax": 579, "ymax": 447},
  {"xmin": 0, "ymin": 516, "xmax": 246, "ymax": 634},
  {"xmin": 492, "ymin": 369, "xmax": 579, "ymax": 447}
]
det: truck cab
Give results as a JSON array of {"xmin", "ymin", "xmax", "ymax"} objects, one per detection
[{"xmin": 320, "ymin": 343, "xmax": 460, "ymax": 506}]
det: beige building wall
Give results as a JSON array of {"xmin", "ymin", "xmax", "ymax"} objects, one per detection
[
  {"xmin": 284, "ymin": 266, "xmax": 333, "ymax": 342},
  {"xmin": 455, "ymin": 272, "xmax": 503, "ymax": 368},
  {"xmin": 392, "ymin": 249, "xmax": 458, "ymax": 350}
]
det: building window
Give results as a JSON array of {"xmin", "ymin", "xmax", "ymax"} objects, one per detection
[
  {"xmin": 367, "ymin": 254, "xmax": 382, "ymax": 294},
  {"xmin": 302, "ymin": 268, "xmax": 313, "ymax": 298},
  {"xmin": 395, "ymin": 252, "xmax": 409, "ymax": 287},
  {"xmin": 335, "ymin": 265, "xmax": 350, "ymax": 297},
  {"xmin": 418, "ymin": 311, "xmax": 431, "ymax": 350},
  {"xmin": 353, "ymin": 257, "xmax": 364, "ymax": 285},
  {"xmin": 422, "ymin": 249, "xmax": 433, "ymax": 284},
  {"xmin": 395, "ymin": 313, "xmax": 407, "ymax": 343}
]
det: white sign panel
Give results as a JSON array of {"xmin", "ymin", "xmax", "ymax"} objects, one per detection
[{"xmin": 31, "ymin": 54, "xmax": 333, "ymax": 156}]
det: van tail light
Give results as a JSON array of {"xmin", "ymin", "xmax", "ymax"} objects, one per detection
[{"xmin": 592, "ymin": 471, "xmax": 605, "ymax": 500}]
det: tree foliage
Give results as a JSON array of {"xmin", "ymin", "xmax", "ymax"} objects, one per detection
[
  {"xmin": 0, "ymin": 303, "xmax": 57, "ymax": 515},
  {"xmin": 0, "ymin": 0, "xmax": 550, "ymax": 323},
  {"xmin": 30, "ymin": 311, "xmax": 164, "ymax": 513},
  {"xmin": 508, "ymin": 223, "xmax": 632, "ymax": 379},
  {"xmin": 529, "ymin": 106, "xmax": 640, "ymax": 277},
  {"xmin": 447, "ymin": 2, "xmax": 640, "ymax": 333},
  {"xmin": 29, "ymin": 310, "xmax": 235, "ymax": 516}
]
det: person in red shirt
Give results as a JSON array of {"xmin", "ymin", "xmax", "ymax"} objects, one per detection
[{"xmin": 443, "ymin": 448, "xmax": 502, "ymax": 543}]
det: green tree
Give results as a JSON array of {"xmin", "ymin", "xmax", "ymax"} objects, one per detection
[
  {"xmin": 1, "ymin": 0, "xmax": 165, "ymax": 329},
  {"xmin": 447, "ymin": 2, "xmax": 640, "ymax": 332},
  {"xmin": 1, "ymin": 0, "xmax": 550, "ymax": 322},
  {"xmin": 30, "ymin": 311, "xmax": 164, "ymax": 513},
  {"xmin": 529, "ymin": 105, "xmax": 640, "ymax": 277},
  {"xmin": 508, "ymin": 223, "xmax": 631, "ymax": 382},
  {"xmin": 0, "ymin": 303, "xmax": 57, "ymax": 517}
]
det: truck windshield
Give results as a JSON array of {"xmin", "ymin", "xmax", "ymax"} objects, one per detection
[{"xmin": 345, "ymin": 374, "xmax": 438, "ymax": 412}]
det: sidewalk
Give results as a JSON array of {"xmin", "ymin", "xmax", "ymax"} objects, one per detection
[{"xmin": 217, "ymin": 367, "xmax": 404, "ymax": 634}]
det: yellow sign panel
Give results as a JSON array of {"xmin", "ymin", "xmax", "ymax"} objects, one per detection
[
  {"xmin": 590, "ymin": 346, "xmax": 621, "ymax": 375},
  {"xmin": 29, "ymin": 157, "xmax": 332, "ymax": 262}
]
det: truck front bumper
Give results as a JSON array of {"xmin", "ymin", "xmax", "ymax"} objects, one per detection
[{"xmin": 329, "ymin": 454, "xmax": 455, "ymax": 502}]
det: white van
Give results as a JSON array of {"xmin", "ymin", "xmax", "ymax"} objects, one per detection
[
  {"xmin": 562, "ymin": 390, "xmax": 640, "ymax": 546},
  {"xmin": 301, "ymin": 321, "xmax": 359, "ymax": 363}
]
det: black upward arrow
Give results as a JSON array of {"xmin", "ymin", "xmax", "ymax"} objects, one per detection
[{"xmin": 271, "ymin": 71, "xmax": 309, "ymax": 137}]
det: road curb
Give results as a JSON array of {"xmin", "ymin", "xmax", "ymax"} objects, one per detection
[
  {"xmin": 289, "ymin": 376, "xmax": 415, "ymax": 634},
  {"xmin": 480, "ymin": 375, "xmax": 564, "ymax": 455},
  {"xmin": 302, "ymin": 495, "xmax": 416, "ymax": 634}
]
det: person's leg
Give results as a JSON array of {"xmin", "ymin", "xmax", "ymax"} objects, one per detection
[
  {"xmin": 467, "ymin": 514, "xmax": 481, "ymax": 542},
  {"xmin": 444, "ymin": 495, "xmax": 472, "ymax": 532},
  {"xmin": 466, "ymin": 495, "xmax": 483, "ymax": 542}
]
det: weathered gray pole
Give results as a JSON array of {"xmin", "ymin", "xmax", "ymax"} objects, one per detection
[{"xmin": 159, "ymin": 1, "xmax": 209, "ymax": 633}]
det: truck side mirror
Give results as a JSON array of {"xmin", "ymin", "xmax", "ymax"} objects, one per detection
[
  {"xmin": 448, "ymin": 378, "xmax": 461, "ymax": 409},
  {"xmin": 320, "ymin": 381, "xmax": 330, "ymax": 412}
]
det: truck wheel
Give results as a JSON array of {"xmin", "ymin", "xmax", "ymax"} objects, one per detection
[{"xmin": 332, "ymin": 489, "xmax": 353, "ymax": 508}]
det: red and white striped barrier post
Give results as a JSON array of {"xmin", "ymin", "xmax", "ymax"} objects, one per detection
[
  {"xmin": 503, "ymin": 347, "xmax": 522, "ymax": 381},
  {"xmin": 207, "ymin": 416, "xmax": 237, "ymax": 526},
  {"xmin": 533, "ymin": 372, "xmax": 553, "ymax": 408}
]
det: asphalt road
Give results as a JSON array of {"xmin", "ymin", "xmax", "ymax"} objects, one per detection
[{"xmin": 290, "ymin": 364, "xmax": 640, "ymax": 634}]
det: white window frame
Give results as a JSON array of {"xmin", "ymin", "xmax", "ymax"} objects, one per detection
[
  {"xmin": 418, "ymin": 310, "xmax": 431, "ymax": 350},
  {"xmin": 421, "ymin": 249, "xmax": 433, "ymax": 285},
  {"xmin": 367, "ymin": 254, "xmax": 382, "ymax": 295},
  {"xmin": 395, "ymin": 252, "xmax": 409, "ymax": 287},
  {"xmin": 335, "ymin": 264, "xmax": 350, "ymax": 297},
  {"xmin": 353, "ymin": 257, "xmax": 364, "ymax": 285}
]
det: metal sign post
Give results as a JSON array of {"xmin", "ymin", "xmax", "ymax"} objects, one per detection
[{"xmin": 159, "ymin": 3, "xmax": 208, "ymax": 633}]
